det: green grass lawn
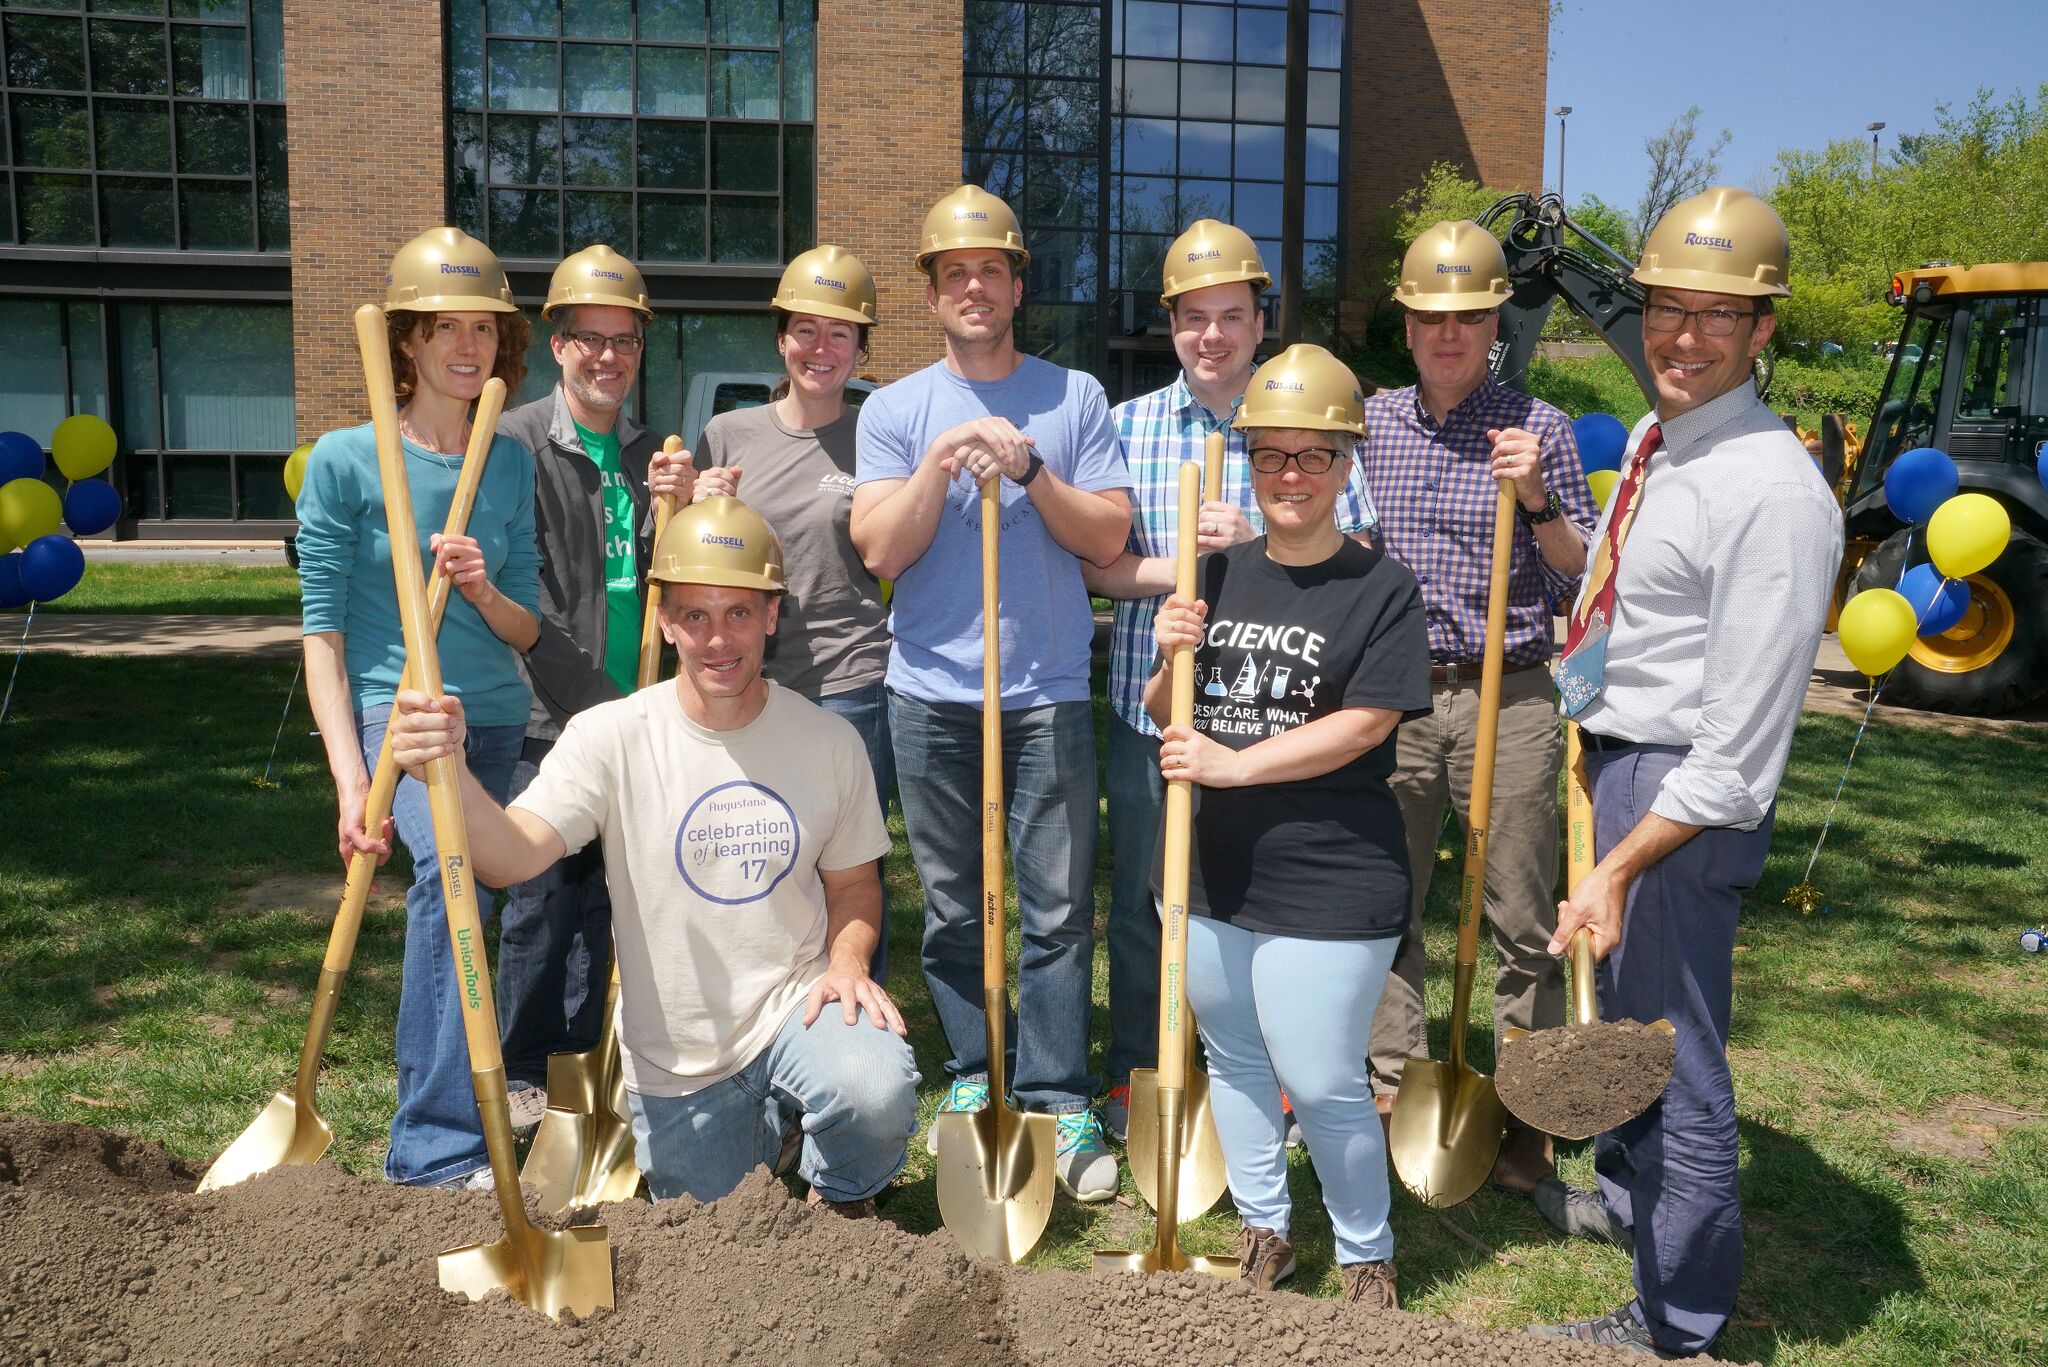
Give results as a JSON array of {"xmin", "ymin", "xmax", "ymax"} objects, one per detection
[
  {"xmin": 5, "ymin": 562, "xmax": 302, "ymax": 615},
  {"xmin": 2, "ymin": 654, "xmax": 2043, "ymax": 1365}
]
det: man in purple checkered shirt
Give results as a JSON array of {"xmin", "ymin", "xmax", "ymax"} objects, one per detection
[
  {"xmin": 1363, "ymin": 220, "xmax": 1596, "ymax": 1194},
  {"xmin": 1083, "ymin": 220, "xmax": 1377, "ymax": 1142}
]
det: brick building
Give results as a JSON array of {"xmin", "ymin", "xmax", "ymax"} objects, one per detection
[{"xmin": 0, "ymin": 0, "xmax": 1545, "ymax": 538}]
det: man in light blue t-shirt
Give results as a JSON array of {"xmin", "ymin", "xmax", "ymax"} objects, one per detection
[{"xmin": 852, "ymin": 185, "xmax": 1132, "ymax": 1203}]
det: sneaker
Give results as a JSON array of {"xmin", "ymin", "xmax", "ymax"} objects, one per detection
[
  {"xmin": 1236, "ymin": 1223, "xmax": 1297, "ymax": 1292},
  {"xmin": 923, "ymin": 1078, "xmax": 989, "ymax": 1157},
  {"xmin": 433, "ymin": 1166, "xmax": 497, "ymax": 1193},
  {"xmin": 1339, "ymin": 1259, "xmax": 1399, "ymax": 1310},
  {"xmin": 1103, "ymin": 1084, "xmax": 1131, "ymax": 1143},
  {"xmin": 1531, "ymin": 1177, "xmax": 1634, "ymax": 1250},
  {"xmin": 1281, "ymin": 1092, "xmax": 1303, "ymax": 1148},
  {"xmin": 505, "ymin": 1084, "xmax": 548, "ymax": 1134},
  {"xmin": 805, "ymin": 1187, "xmax": 877, "ymax": 1220},
  {"xmin": 1053, "ymin": 1109, "xmax": 1118, "ymax": 1203},
  {"xmin": 1525, "ymin": 1305, "xmax": 1678, "ymax": 1359}
]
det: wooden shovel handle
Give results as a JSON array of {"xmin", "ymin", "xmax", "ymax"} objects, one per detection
[
  {"xmin": 1202, "ymin": 430, "xmax": 1224, "ymax": 507},
  {"xmin": 980, "ymin": 477, "xmax": 1008, "ymax": 1105},
  {"xmin": 636, "ymin": 437, "xmax": 683, "ymax": 689},
  {"xmin": 1564, "ymin": 722, "xmax": 1598, "ymax": 1025},
  {"xmin": 1157, "ymin": 461, "xmax": 1201, "ymax": 1092}
]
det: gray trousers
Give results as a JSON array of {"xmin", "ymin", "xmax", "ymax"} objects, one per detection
[{"xmin": 1369, "ymin": 665, "xmax": 1566, "ymax": 1093}]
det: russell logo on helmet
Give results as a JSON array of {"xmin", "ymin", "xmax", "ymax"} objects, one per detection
[
  {"xmin": 440, "ymin": 263, "xmax": 482, "ymax": 276},
  {"xmin": 1683, "ymin": 232, "xmax": 1735, "ymax": 251},
  {"xmin": 700, "ymin": 533, "xmax": 747, "ymax": 550}
]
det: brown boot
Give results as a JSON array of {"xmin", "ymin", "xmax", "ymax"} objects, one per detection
[
  {"xmin": 1340, "ymin": 1259, "xmax": 1399, "ymax": 1310},
  {"xmin": 805, "ymin": 1187, "xmax": 876, "ymax": 1219},
  {"xmin": 1235, "ymin": 1223, "xmax": 1297, "ymax": 1291},
  {"xmin": 1490, "ymin": 1124, "xmax": 1557, "ymax": 1194}
]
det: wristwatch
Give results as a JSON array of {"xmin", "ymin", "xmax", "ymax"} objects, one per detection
[
  {"xmin": 1516, "ymin": 489, "xmax": 1564, "ymax": 525},
  {"xmin": 1018, "ymin": 453, "xmax": 1045, "ymax": 486}
]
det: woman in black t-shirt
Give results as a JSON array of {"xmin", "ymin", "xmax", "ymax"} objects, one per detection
[{"xmin": 1147, "ymin": 344, "xmax": 1429, "ymax": 1307}]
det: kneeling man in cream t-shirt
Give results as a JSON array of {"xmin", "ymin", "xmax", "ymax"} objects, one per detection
[{"xmin": 389, "ymin": 496, "xmax": 917, "ymax": 1214}]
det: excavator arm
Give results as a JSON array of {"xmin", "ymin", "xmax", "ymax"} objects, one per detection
[{"xmin": 1476, "ymin": 193, "xmax": 1654, "ymax": 402}]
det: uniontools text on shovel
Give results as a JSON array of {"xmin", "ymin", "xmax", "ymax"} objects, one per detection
[
  {"xmin": 355, "ymin": 304, "xmax": 612, "ymax": 1319},
  {"xmin": 934, "ymin": 476, "xmax": 1059, "ymax": 1263},
  {"xmin": 1388, "ymin": 481, "xmax": 1514, "ymax": 1209},
  {"xmin": 523, "ymin": 464, "xmax": 682, "ymax": 1214},
  {"xmin": 198, "ymin": 376, "xmax": 507, "ymax": 1195},
  {"xmin": 1496, "ymin": 723, "xmax": 1674, "ymax": 1140},
  {"xmin": 1126, "ymin": 434, "xmax": 1229, "ymax": 1225},
  {"xmin": 1096, "ymin": 460, "xmax": 1238, "ymax": 1280}
]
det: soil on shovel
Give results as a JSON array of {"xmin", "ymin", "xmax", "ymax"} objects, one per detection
[
  {"xmin": 0, "ymin": 1113, "xmax": 1744, "ymax": 1366},
  {"xmin": 1496, "ymin": 1020, "xmax": 1678, "ymax": 1139}
]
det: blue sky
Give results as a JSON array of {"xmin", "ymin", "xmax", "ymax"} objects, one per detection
[{"xmin": 1544, "ymin": 0, "xmax": 2047, "ymax": 213}]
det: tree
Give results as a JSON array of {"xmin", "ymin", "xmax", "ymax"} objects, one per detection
[
  {"xmin": 1633, "ymin": 106, "xmax": 1731, "ymax": 246},
  {"xmin": 1566, "ymin": 193, "xmax": 1636, "ymax": 260}
]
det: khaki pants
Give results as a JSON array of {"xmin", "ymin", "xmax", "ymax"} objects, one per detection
[{"xmin": 1369, "ymin": 665, "xmax": 1565, "ymax": 1093}]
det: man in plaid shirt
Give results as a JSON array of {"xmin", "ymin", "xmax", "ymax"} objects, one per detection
[
  {"xmin": 1084, "ymin": 220, "xmax": 1378, "ymax": 1140},
  {"xmin": 1364, "ymin": 221, "xmax": 1596, "ymax": 1193}
]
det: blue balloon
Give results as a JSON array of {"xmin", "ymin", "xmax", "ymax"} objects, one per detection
[
  {"xmin": 63, "ymin": 478, "xmax": 122, "ymax": 536},
  {"xmin": 1573, "ymin": 412, "xmax": 1630, "ymax": 474},
  {"xmin": 1884, "ymin": 446, "xmax": 1958, "ymax": 525},
  {"xmin": 0, "ymin": 431, "xmax": 42, "ymax": 486},
  {"xmin": 1899, "ymin": 562, "xmax": 1969, "ymax": 636},
  {"xmin": 0, "ymin": 551, "xmax": 27, "ymax": 609},
  {"xmin": 19, "ymin": 533, "xmax": 84, "ymax": 602}
]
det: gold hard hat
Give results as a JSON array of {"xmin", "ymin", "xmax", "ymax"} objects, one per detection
[
  {"xmin": 916, "ymin": 185, "xmax": 1030, "ymax": 271},
  {"xmin": 1233, "ymin": 343, "xmax": 1366, "ymax": 438},
  {"xmin": 772, "ymin": 245, "xmax": 879, "ymax": 326},
  {"xmin": 1392, "ymin": 220, "xmax": 1511, "ymax": 312},
  {"xmin": 543, "ymin": 243, "xmax": 653, "ymax": 319},
  {"xmin": 648, "ymin": 496, "xmax": 787, "ymax": 594},
  {"xmin": 1632, "ymin": 186, "xmax": 1791, "ymax": 298},
  {"xmin": 1160, "ymin": 218, "xmax": 1271, "ymax": 304},
  {"xmin": 385, "ymin": 227, "xmax": 518, "ymax": 313}
]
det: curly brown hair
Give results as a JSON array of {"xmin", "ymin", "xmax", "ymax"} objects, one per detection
[{"xmin": 386, "ymin": 309, "xmax": 531, "ymax": 402}]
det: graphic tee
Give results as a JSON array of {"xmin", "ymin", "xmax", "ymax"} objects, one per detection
[
  {"xmin": 511, "ymin": 681, "xmax": 892, "ymax": 1097},
  {"xmin": 574, "ymin": 417, "xmax": 640, "ymax": 697},
  {"xmin": 1168, "ymin": 537, "xmax": 1432, "ymax": 940}
]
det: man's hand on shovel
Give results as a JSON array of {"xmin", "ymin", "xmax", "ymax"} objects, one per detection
[
  {"xmin": 1549, "ymin": 811, "xmax": 1702, "ymax": 962},
  {"xmin": 387, "ymin": 689, "xmax": 467, "ymax": 779}
]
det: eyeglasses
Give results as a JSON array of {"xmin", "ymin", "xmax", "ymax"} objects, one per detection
[
  {"xmin": 1409, "ymin": 308, "xmax": 1496, "ymax": 327},
  {"xmin": 1642, "ymin": 304, "xmax": 1758, "ymax": 337},
  {"xmin": 565, "ymin": 331, "xmax": 645, "ymax": 356},
  {"xmin": 1248, "ymin": 445, "xmax": 1345, "ymax": 474}
]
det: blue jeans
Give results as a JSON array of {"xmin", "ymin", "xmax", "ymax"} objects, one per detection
[
  {"xmin": 888, "ymin": 690, "xmax": 1098, "ymax": 1112},
  {"xmin": 1186, "ymin": 917, "xmax": 1399, "ymax": 1266},
  {"xmin": 356, "ymin": 704, "xmax": 524, "ymax": 1187},
  {"xmin": 813, "ymin": 679, "xmax": 894, "ymax": 983},
  {"xmin": 625, "ymin": 999, "xmax": 919, "ymax": 1203},
  {"xmin": 1102, "ymin": 716, "xmax": 1165, "ymax": 1088},
  {"xmin": 496, "ymin": 735, "xmax": 613, "ymax": 1091}
]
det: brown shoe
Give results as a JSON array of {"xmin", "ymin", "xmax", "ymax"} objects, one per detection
[
  {"xmin": 1236, "ymin": 1223, "xmax": 1297, "ymax": 1291},
  {"xmin": 1339, "ymin": 1259, "xmax": 1399, "ymax": 1310},
  {"xmin": 804, "ymin": 1187, "xmax": 876, "ymax": 1219},
  {"xmin": 1374, "ymin": 1092, "xmax": 1394, "ymax": 1141},
  {"xmin": 1490, "ymin": 1124, "xmax": 1557, "ymax": 1194}
]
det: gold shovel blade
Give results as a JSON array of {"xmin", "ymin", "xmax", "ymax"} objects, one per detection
[
  {"xmin": 933, "ymin": 1104, "xmax": 1058, "ymax": 1263},
  {"xmin": 523, "ymin": 1069, "xmax": 641, "ymax": 1215},
  {"xmin": 1498, "ymin": 1019, "xmax": 1677, "ymax": 1141},
  {"xmin": 1125, "ymin": 1067, "xmax": 1229, "ymax": 1221},
  {"xmin": 195, "ymin": 1091, "xmax": 332, "ymax": 1193},
  {"xmin": 1092, "ymin": 1242, "xmax": 1241, "ymax": 1278},
  {"xmin": 438, "ymin": 1222, "xmax": 614, "ymax": 1320},
  {"xmin": 1387, "ymin": 1058, "xmax": 1507, "ymax": 1209}
]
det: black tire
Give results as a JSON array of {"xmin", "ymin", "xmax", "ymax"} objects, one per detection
[{"xmin": 1853, "ymin": 524, "xmax": 2048, "ymax": 715}]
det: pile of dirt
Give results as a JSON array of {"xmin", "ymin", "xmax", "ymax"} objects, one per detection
[
  {"xmin": 0, "ymin": 1114, "xmax": 1738, "ymax": 1365},
  {"xmin": 1496, "ymin": 1020, "xmax": 1678, "ymax": 1139}
]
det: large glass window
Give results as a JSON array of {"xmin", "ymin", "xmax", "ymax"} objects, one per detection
[
  {"xmin": 449, "ymin": 0, "xmax": 816, "ymax": 264},
  {"xmin": 511, "ymin": 302, "xmax": 776, "ymax": 439},
  {"xmin": 0, "ymin": 0, "xmax": 288, "ymax": 250}
]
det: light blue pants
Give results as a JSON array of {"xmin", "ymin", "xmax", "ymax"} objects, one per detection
[{"xmin": 1185, "ymin": 916, "xmax": 1400, "ymax": 1266}]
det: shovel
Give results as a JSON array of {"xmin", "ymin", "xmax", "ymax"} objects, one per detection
[
  {"xmin": 1126, "ymin": 434, "xmax": 1229, "ymax": 1225},
  {"xmin": 354, "ymin": 304, "xmax": 612, "ymax": 1319},
  {"xmin": 1096, "ymin": 461, "xmax": 1238, "ymax": 1280},
  {"xmin": 933, "ymin": 475, "xmax": 1059, "ymax": 1263},
  {"xmin": 522, "ymin": 464, "xmax": 682, "ymax": 1214},
  {"xmin": 198, "ymin": 376, "xmax": 508, "ymax": 1195},
  {"xmin": 1388, "ymin": 481, "xmax": 1515, "ymax": 1210},
  {"xmin": 1496, "ymin": 723, "xmax": 1674, "ymax": 1139}
]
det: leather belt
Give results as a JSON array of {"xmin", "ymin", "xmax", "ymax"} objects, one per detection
[
  {"xmin": 1578, "ymin": 730, "xmax": 1644, "ymax": 753},
  {"xmin": 1428, "ymin": 660, "xmax": 1542, "ymax": 686}
]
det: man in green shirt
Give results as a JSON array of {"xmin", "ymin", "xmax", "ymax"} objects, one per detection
[{"xmin": 497, "ymin": 244, "xmax": 687, "ymax": 1126}]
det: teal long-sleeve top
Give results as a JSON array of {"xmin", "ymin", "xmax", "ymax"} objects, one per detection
[{"xmin": 295, "ymin": 422, "xmax": 540, "ymax": 728}]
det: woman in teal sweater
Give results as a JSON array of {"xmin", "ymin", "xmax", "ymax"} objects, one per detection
[{"xmin": 294, "ymin": 228, "xmax": 539, "ymax": 1189}]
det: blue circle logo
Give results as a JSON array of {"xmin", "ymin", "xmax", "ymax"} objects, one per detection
[{"xmin": 672, "ymin": 781, "xmax": 801, "ymax": 905}]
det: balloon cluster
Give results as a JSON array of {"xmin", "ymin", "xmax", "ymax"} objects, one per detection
[
  {"xmin": 0, "ymin": 416, "xmax": 122, "ymax": 608},
  {"xmin": 1573, "ymin": 412, "xmax": 1629, "ymax": 508},
  {"xmin": 1836, "ymin": 447, "xmax": 2010, "ymax": 676}
]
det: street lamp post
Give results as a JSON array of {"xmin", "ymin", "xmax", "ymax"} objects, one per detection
[
  {"xmin": 1866, "ymin": 121, "xmax": 1886, "ymax": 176},
  {"xmin": 1554, "ymin": 105, "xmax": 1574, "ymax": 202}
]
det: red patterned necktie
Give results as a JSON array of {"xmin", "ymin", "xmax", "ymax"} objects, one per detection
[{"xmin": 1556, "ymin": 422, "xmax": 1662, "ymax": 716}]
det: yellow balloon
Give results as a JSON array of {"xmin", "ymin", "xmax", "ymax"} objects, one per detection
[
  {"xmin": 50, "ymin": 413, "xmax": 118, "ymax": 481},
  {"xmin": 0, "ymin": 476, "xmax": 63, "ymax": 551},
  {"xmin": 283, "ymin": 442, "xmax": 315, "ymax": 503},
  {"xmin": 1586, "ymin": 468, "xmax": 1620, "ymax": 509},
  {"xmin": 1837, "ymin": 587, "xmax": 1919, "ymax": 676},
  {"xmin": 1926, "ymin": 492, "xmax": 2010, "ymax": 579}
]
